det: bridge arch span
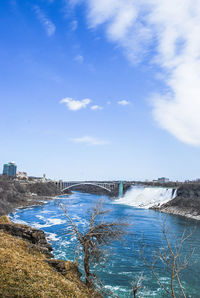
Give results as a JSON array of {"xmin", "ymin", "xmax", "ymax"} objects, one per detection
[{"xmin": 62, "ymin": 182, "xmax": 111, "ymax": 193}]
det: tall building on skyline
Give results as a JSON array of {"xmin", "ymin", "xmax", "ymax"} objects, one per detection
[{"xmin": 3, "ymin": 162, "xmax": 17, "ymax": 177}]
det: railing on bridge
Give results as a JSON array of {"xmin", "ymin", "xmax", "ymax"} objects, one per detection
[{"xmin": 55, "ymin": 181, "xmax": 125, "ymax": 197}]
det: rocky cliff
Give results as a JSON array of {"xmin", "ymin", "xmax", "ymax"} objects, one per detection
[
  {"xmin": 0, "ymin": 216, "xmax": 100, "ymax": 297},
  {"xmin": 158, "ymin": 184, "xmax": 200, "ymax": 220}
]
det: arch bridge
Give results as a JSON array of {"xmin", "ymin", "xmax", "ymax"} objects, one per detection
[
  {"xmin": 60, "ymin": 181, "xmax": 117, "ymax": 193},
  {"xmin": 55, "ymin": 181, "xmax": 126, "ymax": 197}
]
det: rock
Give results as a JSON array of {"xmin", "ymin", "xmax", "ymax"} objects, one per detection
[
  {"xmin": 44, "ymin": 259, "xmax": 82, "ymax": 278},
  {"xmin": 157, "ymin": 183, "xmax": 200, "ymax": 220},
  {"xmin": 44, "ymin": 260, "xmax": 68, "ymax": 275},
  {"xmin": 0, "ymin": 223, "xmax": 53, "ymax": 258}
]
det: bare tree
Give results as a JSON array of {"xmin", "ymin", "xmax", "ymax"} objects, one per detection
[
  {"xmin": 60, "ymin": 201, "xmax": 127, "ymax": 289},
  {"xmin": 136, "ymin": 217, "xmax": 195, "ymax": 297},
  {"xmin": 131, "ymin": 273, "xmax": 144, "ymax": 298}
]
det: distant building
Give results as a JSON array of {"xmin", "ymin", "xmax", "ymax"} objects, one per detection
[
  {"xmin": 42, "ymin": 173, "xmax": 46, "ymax": 182},
  {"xmin": 17, "ymin": 171, "xmax": 28, "ymax": 180},
  {"xmin": 157, "ymin": 177, "xmax": 169, "ymax": 184},
  {"xmin": 152, "ymin": 179, "xmax": 158, "ymax": 183},
  {"xmin": 3, "ymin": 162, "xmax": 17, "ymax": 177}
]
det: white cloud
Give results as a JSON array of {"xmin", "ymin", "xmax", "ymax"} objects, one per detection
[
  {"xmin": 70, "ymin": 136, "xmax": 109, "ymax": 145},
  {"xmin": 73, "ymin": 0, "xmax": 200, "ymax": 146},
  {"xmin": 60, "ymin": 97, "xmax": 91, "ymax": 111},
  {"xmin": 74, "ymin": 55, "xmax": 84, "ymax": 63},
  {"xmin": 91, "ymin": 105, "xmax": 103, "ymax": 110},
  {"xmin": 118, "ymin": 100, "xmax": 130, "ymax": 106},
  {"xmin": 33, "ymin": 6, "xmax": 56, "ymax": 36}
]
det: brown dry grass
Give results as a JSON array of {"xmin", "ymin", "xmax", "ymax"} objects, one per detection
[
  {"xmin": 0, "ymin": 224, "xmax": 99, "ymax": 297},
  {"xmin": 0, "ymin": 215, "xmax": 11, "ymax": 224}
]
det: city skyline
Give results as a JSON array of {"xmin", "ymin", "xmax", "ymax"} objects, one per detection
[{"xmin": 1, "ymin": 1, "xmax": 200, "ymax": 181}]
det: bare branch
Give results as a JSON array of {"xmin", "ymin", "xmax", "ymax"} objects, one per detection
[
  {"xmin": 135, "ymin": 218, "xmax": 195, "ymax": 297},
  {"xmin": 60, "ymin": 200, "xmax": 127, "ymax": 289},
  {"xmin": 131, "ymin": 273, "xmax": 144, "ymax": 298},
  {"xmin": 59, "ymin": 203, "xmax": 84, "ymax": 245}
]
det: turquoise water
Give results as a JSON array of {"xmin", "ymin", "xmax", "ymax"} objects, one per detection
[{"xmin": 10, "ymin": 192, "xmax": 200, "ymax": 297}]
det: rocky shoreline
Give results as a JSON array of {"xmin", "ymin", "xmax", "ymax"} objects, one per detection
[
  {"xmin": 0, "ymin": 216, "xmax": 99, "ymax": 297},
  {"xmin": 153, "ymin": 183, "xmax": 200, "ymax": 221},
  {"xmin": 0, "ymin": 216, "xmax": 54, "ymax": 258},
  {"xmin": 0, "ymin": 178, "xmax": 101, "ymax": 296},
  {"xmin": 158, "ymin": 206, "xmax": 200, "ymax": 220},
  {"xmin": 0, "ymin": 177, "xmax": 64, "ymax": 216}
]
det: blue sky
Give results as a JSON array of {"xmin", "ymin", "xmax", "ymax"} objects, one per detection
[{"xmin": 1, "ymin": 0, "xmax": 200, "ymax": 181}]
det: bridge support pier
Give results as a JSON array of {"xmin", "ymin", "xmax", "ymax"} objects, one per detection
[{"xmin": 118, "ymin": 181, "xmax": 123, "ymax": 198}]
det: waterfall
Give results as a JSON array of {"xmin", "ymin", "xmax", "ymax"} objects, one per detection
[{"xmin": 114, "ymin": 185, "xmax": 177, "ymax": 209}]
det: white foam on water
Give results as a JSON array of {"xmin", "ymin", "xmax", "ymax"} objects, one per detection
[
  {"xmin": 104, "ymin": 285, "xmax": 121, "ymax": 291},
  {"xmin": 60, "ymin": 240, "xmax": 71, "ymax": 245},
  {"xmin": 36, "ymin": 215, "xmax": 45, "ymax": 220},
  {"xmin": 10, "ymin": 218, "xmax": 28, "ymax": 225},
  {"xmin": 70, "ymin": 215, "xmax": 88, "ymax": 227},
  {"xmin": 115, "ymin": 186, "xmax": 177, "ymax": 209},
  {"xmin": 118, "ymin": 271, "xmax": 133, "ymax": 276},
  {"xmin": 46, "ymin": 233, "xmax": 60, "ymax": 241},
  {"xmin": 48, "ymin": 218, "xmax": 66, "ymax": 225},
  {"xmin": 31, "ymin": 218, "xmax": 66, "ymax": 229},
  {"xmin": 70, "ymin": 236, "xmax": 77, "ymax": 242},
  {"xmin": 31, "ymin": 222, "xmax": 52, "ymax": 229},
  {"xmin": 104, "ymin": 285, "xmax": 128, "ymax": 296},
  {"xmin": 40, "ymin": 210, "xmax": 55, "ymax": 214}
]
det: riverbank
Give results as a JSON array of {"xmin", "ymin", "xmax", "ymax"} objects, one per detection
[
  {"xmin": 0, "ymin": 177, "xmax": 64, "ymax": 216},
  {"xmin": 10, "ymin": 190, "xmax": 200, "ymax": 297},
  {"xmin": 154, "ymin": 183, "xmax": 200, "ymax": 220},
  {"xmin": 0, "ymin": 216, "xmax": 100, "ymax": 297},
  {"xmin": 2, "ymin": 175, "xmax": 200, "ymax": 222}
]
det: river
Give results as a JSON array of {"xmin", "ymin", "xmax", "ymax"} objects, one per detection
[{"xmin": 10, "ymin": 187, "xmax": 200, "ymax": 297}]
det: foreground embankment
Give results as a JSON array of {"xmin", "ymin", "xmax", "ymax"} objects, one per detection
[
  {"xmin": 0, "ymin": 216, "xmax": 99, "ymax": 297},
  {"xmin": 0, "ymin": 177, "xmax": 63, "ymax": 216},
  {"xmin": 156, "ymin": 184, "xmax": 200, "ymax": 220}
]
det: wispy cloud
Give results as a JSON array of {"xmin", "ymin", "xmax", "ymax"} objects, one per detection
[
  {"xmin": 91, "ymin": 105, "xmax": 103, "ymax": 110},
  {"xmin": 33, "ymin": 6, "xmax": 56, "ymax": 36},
  {"xmin": 70, "ymin": 136, "xmax": 109, "ymax": 145},
  {"xmin": 69, "ymin": 0, "xmax": 82, "ymax": 6},
  {"xmin": 71, "ymin": 20, "xmax": 78, "ymax": 31},
  {"xmin": 74, "ymin": 54, "xmax": 84, "ymax": 63},
  {"xmin": 118, "ymin": 100, "xmax": 130, "ymax": 106},
  {"xmin": 72, "ymin": 0, "xmax": 200, "ymax": 146},
  {"xmin": 60, "ymin": 97, "xmax": 91, "ymax": 111}
]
